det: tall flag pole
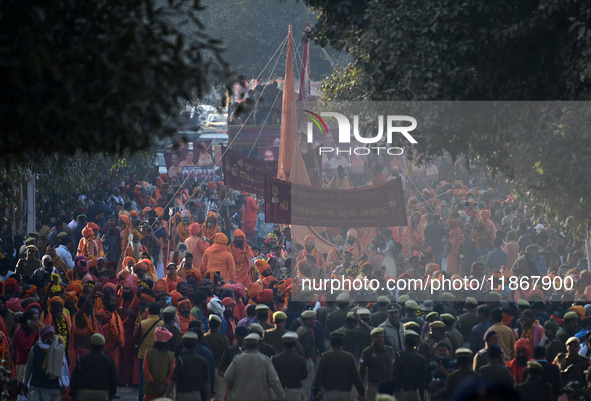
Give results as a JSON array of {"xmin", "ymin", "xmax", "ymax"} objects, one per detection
[{"xmin": 277, "ymin": 25, "xmax": 296, "ymax": 182}]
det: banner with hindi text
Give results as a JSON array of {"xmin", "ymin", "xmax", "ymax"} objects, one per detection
[
  {"xmin": 265, "ymin": 176, "xmax": 407, "ymax": 227},
  {"xmin": 222, "ymin": 146, "xmax": 277, "ymax": 196}
]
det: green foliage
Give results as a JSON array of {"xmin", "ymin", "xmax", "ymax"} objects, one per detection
[
  {"xmin": 306, "ymin": 0, "xmax": 591, "ymax": 237},
  {"xmin": 0, "ymin": 0, "xmax": 228, "ymax": 158}
]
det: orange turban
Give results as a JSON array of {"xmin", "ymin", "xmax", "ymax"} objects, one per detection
[
  {"xmin": 257, "ymin": 289, "xmax": 274, "ymax": 304},
  {"xmin": 248, "ymin": 282, "xmax": 263, "ymax": 300},
  {"xmin": 87, "ymin": 222, "xmax": 100, "ymax": 231},
  {"xmin": 261, "ymin": 276, "xmax": 276, "ymax": 289},
  {"xmin": 67, "ymin": 281, "xmax": 83, "ymax": 296},
  {"xmin": 130, "ymin": 210, "xmax": 139, "ymax": 217},
  {"xmin": 207, "ymin": 211, "xmax": 218, "ymax": 220},
  {"xmin": 82, "ymin": 226, "xmax": 94, "ymax": 237},
  {"xmin": 186, "ymin": 269, "xmax": 203, "ymax": 281},
  {"xmin": 169, "ymin": 291, "xmax": 184, "ymax": 306},
  {"xmin": 102, "ymin": 283, "xmax": 117, "ymax": 294},
  {"xmin": 132, "ymin": 262, "xmax": 148, "ymax": 273},
  {"xmin": 154, "ymin": 207, "xmax": 164, "ymax": 217},
  {"xmin": 48, "ymin": 296, "xmax": 64, "ymax": 307},
  {"xmin": 234, "ymin": 229, "xmax": 245, "ymax": 239},
  {"xmin": 189, "ymin": 223, "xmax": 201, "ymax": 236},
  {"xmin": 154, "ymin": 280, "xmax": 167, "ymax": 293},
  {"xmin": 177, "ymin": 299, "xmax": 191, "ymax": 309},
  {"xmin": 122, "ymin": 256, "xmax": 137, "ymax": 270},
  {"xmin": 214, "ymin": 233, "xmax": 228, "ymax": 245}
]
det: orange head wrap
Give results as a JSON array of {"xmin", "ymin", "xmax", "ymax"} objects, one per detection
[
  {"xmin": 82, "ymin": 226, "xmax": 94, "ymax": 237},
  {"xmin": 185, "ymin": 269, "xmax": 203, "ymax": 281},
  {"xmin": 67, "ymin": 281, "xmax": 83, "ymax": 296},
  {"xmin": 234, "ymin": 229, "xmax": 245, "ymax": 239},
  {"xmin": 248, "ymin": 282, "xmax": 263, "ymax": 300},
  {"xmin": 122, "ymin": 256, "xmax": 137, "ymax": 270},
  {"xmin": 214, "ymin": 233, "xmax": 228, "ymax": 245},
  {"xmin": 153, "ymin": 280, "xmax": 167, "ymax": 293},
  {"xmin": 48, "ymin": 296, "xmax": 64, "ymax": 307},
  {"xmin": 257, "ymin": 289, "xmax": 274, "ymax": 304},
  {"xmin": 169, "ymin": 291, "xmax": 184, "ymax": 306},
  {"xmin": 189, "ymin": 223, "xmax": 201, "ymax": 236},
  {"xmin": 207, "ymin": 211, "xmax": 218, "ymax": 220},
  {"xmin": 177, "ymin": 299, "xmax": 191, "ymax": 309}
]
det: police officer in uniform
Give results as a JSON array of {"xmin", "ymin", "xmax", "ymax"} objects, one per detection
[
  {"xmin": 403, "ymin": 322, "xmax": 430, "ymax": 361},
  {"xmin": 444, "ymin": 348, "xmax": 481, "ymax": 396},
  {"xmin": 312, "ymin": 331, "xmax": 365, "ymax": 401},
  {"xmin": 272, "ymin": 331, "xmax": 308, "ymax": 401},
  {"xmin": 391, "ymin": 330, "xmax": 427, "ymax": 401},
  {"xmin": 456, "ymin": 297, "xmax": 479, "ymax": 343},
  {"xmin": 297, "ymin": 310, "xmax": 319, "ymax": 400},
  {"xmin": 359, "ymin": 327, "xmax": 394, "ymax": 401},
  {"xmin": 265, "ymin": 311, "xmax": 289, "ymax": 353},
  {"xmin": 167, "ymin": 331, "xmax": 211, "ymax": 401},
  {"xmin": 425, "ymin": 321, "xmax": 453, "ymax": 361},
  {"xmin": 249, "ymin": 323, "xmax": 275, "ymax": 358}
]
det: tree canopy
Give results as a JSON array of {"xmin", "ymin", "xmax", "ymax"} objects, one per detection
[
  {"xmin": 307, "ymin": 0, "xmax": 591, "ymax": 237},
  {"xmin": 0, "ymin": 0, "xmax": 228, "ymax": 158}
]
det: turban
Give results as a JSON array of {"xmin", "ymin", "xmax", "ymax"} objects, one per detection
[
  {"xmin": 6, "ymin": 298, "xmax": 23, "ymax": 312},
  {"xmin": 65, "ymin": 291, "xmax": 78, "ymax": 304},
  {"xmin": 346, "ymin": 229, "xmax": 357, "ymax": 238},
  {"xmin": 154, "ymin": 207, "xmax": 164, "ymax": 217},
  {"xmin": 122, "ymin": 277, "xmax": 137, "ymax": 294},
  {"xmin": 68, "ymin": 280, "xmax": 84, "ymax": 296},
  {"xmin": 265, "ymin": 233, "xmax": 278, "ymax": 243},
  {"xmin": 133, "ymin": 262, "xmax": 148, "ymax": 273},
  {"xmin": 4, "ymin": 278, "xmax": 18, "ymax": 293},
  {"xmin": 185, "ymin": 269, "xmax": 202, "ymax": 281},
  {"xmin": 208, "ymin": 298, "xmax": 225, "ymax": 315},
  {"xmin": 248, "ymin": 282, "xmax": 263, "ymax": 300},
  {"xmin": 154, "ymin": 327, "xmax": 173, "ymax": 343},
  {"xmin": 181, "ymin": 210, "xmax": 191, "ymax": 218},
  {"xmin": 170, "ymin": 291, "xmax": 184, "ymax": 306},
  {"xmin": 87, "ymin": 222, "xmax": 100, "ymax": 231},
  {"xmin": 207, "ymin": 211, "xmax": 218, "ymax": 220},
  {"xmin": 234, "ymin": 229, "xmax": 245, "ymax": 239},
  {"xmin": 275, "ymin": 278, "xmax": 292, "ymax": 294},
  {"xmin": 75, "ymin": 256, "xmax": 89, "ymax": 274},
  {"xmin": 221, "ymin": 297, "xmax": 237, "ymax": 307},
  {"xmin": 24, "ymin": 302, "xmax": 41, "ymax": 313},
  {"xmin": 155, "ymin": 178, "xmax": 163, "ymax": 187},
  {"xmin": 571, "ymin": 305, "xmax": 586, "ymax": 320},
  {"xmin": 206, "ymin": 181, "xmax": 217, "ymax": 189},
  {"xmin": 217, "ymin": 181, "xmax": 225, "ymax": 187},
  {"xmin": 130, "ymin": 210, "xmax": 139, "ymax": 217},
  {"xmin": 177, "ymin": 299, "xmax": 191, "ymax": 309},
  {"xmin": 119, "ymin": 214, "xmax": 130, "ymax": 226},
  {"xmin": 117, "ymin": 269, "xmax": 131, "ymax": 282},
  {"xmin": 514, "ymin": 338, "xmax": 533, "ymax": 358},
  {"xmin": 142, "ymin": 207, "xmax": 152, "ymax": 215},
  {"xmin": 40, "ymin": 326, "xmax": 56, "ymax": 337},
  {"xmin": 102, "ymin": 283, "xmax": 117, "ymax": 294},
  {"xmin": 48, "ymin": 296, "xmax": 65, "ymax": 307},
  {"xmin": 214, "ymin": 233, "xmax": 228, "ymax": 245},
  {"xmin": 229, "ymin": 283, "xmax": 246, "ymax": 299},
  {"xmin": 122, "ymin": 256, "xmax": 137, "ymax": 270},
  {"xmin": 257, "ymin": 289, "xmax": 274, "ymax": 304},
  {"xmin": 189, "ymin": 223, "xmax": 201, "ymax": 236},
  {"xmin": 82, "ymin": 226, "xmax": 94, "ymax": 237},
  {"xmin": 153, "ymin": 280, "xmax": 167, "ymax": 293}
]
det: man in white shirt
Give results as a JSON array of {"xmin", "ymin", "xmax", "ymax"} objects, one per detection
[{"xmin": 56, "ymin": 233, "xmax": 75, "ymax": 269}]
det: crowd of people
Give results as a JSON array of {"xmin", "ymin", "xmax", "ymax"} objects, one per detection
[{"xmin": 0, "ymin": 154, "xmax": 589, "ymax": 401}]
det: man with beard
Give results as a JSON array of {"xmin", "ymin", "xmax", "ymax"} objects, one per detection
[
  {"xmin": 326, "ymin": 235, "xmax": 345, "ymax": 271},
  {"xmin": 125, "ymin": 230, "xmax": 148, "ymax": 262},
  {"xmin": 169, "ymin": 242, "xmax": 188, "ymax": 267},
  {"xmin": 229, "ymin": 229, "xmax": 254, "ymax": 287},
  {"xmin": 345, "ymin": 229, "xmax": 361, "ymax": 261},
  {"xmin": 42, "ymin": 296, "xmax": 71, "ymax": 358},
  {"xmin": 177, "ymin": 299, "xmax": 195, "ymax": 335},
  {"xmin": 201, "ymin": 211, "xmax": 221, "ymax": 245},
  {"xmin": 507, "ymin": 339, "xmax": 533, "ymax": 384},
  {"xmin": 117, "ymin": 277, "xmax": 140, "ymax": 386},
  {"xmin": 184, "ymin": 223, "xmax": 208, "ymax": 269},
  {"xmin": 96, "ymin": 292, "xmax": 125, "ymax": 375},
  {"xmin": 296, "ymin": 235, "xmax": 326, "ymax": 272},
  {"xmin": 175, "ymin": 210, "xmax": 193, "ymax": 245}
]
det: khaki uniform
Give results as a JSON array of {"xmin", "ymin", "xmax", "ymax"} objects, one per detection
[
  {"xmin": 444, "ymin": 368, "xmax": 480, "ymax": 396},
  {"xmin": 265, "ymin": 327, "xmax": 287, "ymax": 354},
  {"xmin": 457, "ymin": 311, "xmax": 478, "ymax": 343},
  {"xmin": 313, "ymin": 349, "xmax": 365, "ymax": 400},
  {"xmin": 272, "ymin": 350, "xmax": 308, "ymax": 401},
  {"xmin": 477, "ymin": 362, "xmax": 515, "ymax": 388},
  {"xmin": 204, "ymin": 330, "xmax": 229, "ymax": 400},
  {"xmin": 359, "ymin": 345, "xmax": 394, "ymax": 401},
  {"xmin": 473, "ymin": 348, "xmax": 506, "ymax": 371},
  {"xmin": 296, "ymin": 325, "xmax": 316, "ymax": 400},
  {"xmin": 392, "ymin": 349, "xmax": 427, "ymax": 401}
]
